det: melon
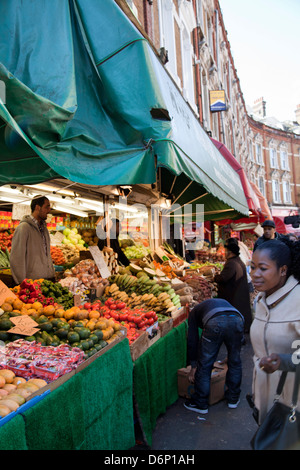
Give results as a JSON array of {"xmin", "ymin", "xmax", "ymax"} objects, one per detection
[
  {"xmin": 0, "ymin": 389, "xmax": 8, "ymax": 398},
  {"xmin": 0, "ymin": 404, "xmax": 11, "ymax": 417},
  {"xmin": 2, "ymin": 384, "xmax": 16, "ymax": 392},
  {"xmin": 0, "ymin": 399, "xmax": 19, "ymax": 411},
  {"xmin": 0, "ymin": 369, "xmax": 15, "ymax": 384},
  {"xmin": 12, "ymin": 377, "xmax": 27, "ymax": 386},
  {"xmin": 27, "ymin": 379, "xmax": 47, "ymax": 389},
  {"xmin": 7, "ymin": 393, "xmax": 26, "ymax": 405}
]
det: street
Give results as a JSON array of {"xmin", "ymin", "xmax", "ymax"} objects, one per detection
[{"xmin": 150, "ymin": 335, "xmax": 257, "ymax": 451}]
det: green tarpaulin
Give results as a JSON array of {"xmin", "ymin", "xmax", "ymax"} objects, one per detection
[{"xmin": 0, "ymin": 0, "xmax": 249, "ymax": 219}]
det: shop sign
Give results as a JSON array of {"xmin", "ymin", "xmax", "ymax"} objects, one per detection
[{"xmin": 209, "ymin": 90, "xmax": 226, "ymax": 112}]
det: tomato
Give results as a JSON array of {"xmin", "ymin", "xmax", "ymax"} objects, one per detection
[
  {"xmin": 119, "ymin": 312, "xmax": 128, "ymax": 321},
  {"xmin": 109, "ymin": 303, "xmax": 117, "ymax": 310},
  {"xmin": 84, "ymin": 302, "xmax": 92, "ymax": 310},
  {"xmin": 99, "ymin": 306, "xmax": 110, "ymax": 315},
  {"xmin": 116, "ymin": 302, "xmax": 126, "ymax": 310},
  {"xmin": 110, "ymin": 311, "xmax": 119, "ymax": 321}
]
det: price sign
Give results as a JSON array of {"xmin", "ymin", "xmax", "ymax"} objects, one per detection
[
  {"xmin": 0, "ymin": 280, "xmax": 17, "ymax": 306},
  {"xmin": 8, "ymin": 315, "xmax": 40, "ymax": 336},
  {"xmin": 88, "ymin": 246, "xmax": 111, "ymax": 279}
]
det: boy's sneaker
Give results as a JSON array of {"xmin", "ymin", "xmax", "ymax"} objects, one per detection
[
  {"xmin": 227, "ymin": 399, "xmax": 240, "ymax": 409},
  {"xmin": 184, "ymin": 400, "xmax": 208, "ymax": 414}
]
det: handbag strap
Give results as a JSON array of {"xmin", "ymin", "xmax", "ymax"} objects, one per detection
[{"xmin": 275, "ymin": 365, "xmax": 300, "ymax": 407}]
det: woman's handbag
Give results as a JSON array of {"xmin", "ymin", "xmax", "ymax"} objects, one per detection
[{"xmin": 251, "ymin": 365, "xmax": 300, "ymax": 450}]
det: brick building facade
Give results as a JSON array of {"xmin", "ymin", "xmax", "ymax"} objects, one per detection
[{"xmin": 116, "ymin": 0, "xmax": 300, "ymax": 220}]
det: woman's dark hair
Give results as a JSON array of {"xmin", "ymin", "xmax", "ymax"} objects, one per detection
[
  {"xmin": 256, "ymin": 238, "xmax": 300, "ymax": 281},
  {"xmin": 30, "ymin": 195, "xmax": 48, "ymax": 212}
]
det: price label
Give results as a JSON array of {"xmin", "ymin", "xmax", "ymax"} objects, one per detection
[
  {"xmin": 88, "ymin": 246, "xmax": 111, "ymax": 279},
  {"xmin": 0, "ymin": 280, "xmax": 17, "ymax": 306},
  {"xmin": 8, "ymin": 315, "xmax": 40, "ymax": 336}
]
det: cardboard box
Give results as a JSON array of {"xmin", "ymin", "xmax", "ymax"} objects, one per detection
[
  {"xmin": 130, "ymin": 330, "xmax": 148, "ymax": 362},
  {"xmin": 172, "ymin": 307, "xmax": 187, "ymax": 327},
  {"xmin": 159, "ymin": 317, "xmax": 173, "ymax": 337},
  {"xmin": 177, "ymin": 361, "xmax": 228, "ymax": 405},
  {"xmin": 147, "ymin": 328, "xmax": 161, "ymax": 348}
]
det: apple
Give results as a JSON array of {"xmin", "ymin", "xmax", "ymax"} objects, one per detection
[{"xmin": 63, "ymin": 228, "xmax": 71, "ymax": 236}]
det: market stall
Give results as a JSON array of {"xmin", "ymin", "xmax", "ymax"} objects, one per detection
[{"xmin": 0, "ymin": 0, "xmax": 254, "ymax": 449}]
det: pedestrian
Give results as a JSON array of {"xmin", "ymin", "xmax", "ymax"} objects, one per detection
[
  {"xmin": 184, "ymin": 298, "xmax": 244, "ymax": 414},
  {"xmin": 214, "ymin": 238, "xmax": 252, "ymax": 333},
  {"xmin": 10, "ymin": 195, "xmax": 55, "ymax": 284},
  {"xmin": 253, "ymin": 219, "xmax": 281, "ymax": 251},
  {"xmin": 97, "ymin": 218, "xmax": 130, "ymax": 267},
  {"xmin": 249, "ymin": 238, "xmax": 300, "ymax": 425}
]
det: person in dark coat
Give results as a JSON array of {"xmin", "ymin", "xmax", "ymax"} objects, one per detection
[
  {"xmin": 214, "ymin": 238, "xmax": 252, "ymax": 332},
  {"xmin": 253, "ymin": 219, "xmax": 282, "ymax": 252},
  {"xmin": 97, "ymin": 218, "xmax": 130, "ymax": 267}
]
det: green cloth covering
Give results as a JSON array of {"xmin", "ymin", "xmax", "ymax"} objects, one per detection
[
  {"xmin": 22, "ymin": 372, "xmax": 85, "ymax": 450},
  {"xmin": 0, "ymin": 414, "xmax": 27, "ymax": 450},
  {"xmin": 78, "ymin": 338, "xmax": 135, "ymax": 450},
  {"xmin": 0, "ymin": 338, "xmax": 135, "ymax": 450},
  {"xmin": 133, "ymin": 322, "xmax": 188, "ymax": 446}
]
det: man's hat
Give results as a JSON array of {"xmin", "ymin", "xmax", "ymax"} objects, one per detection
[{"xmin": 261, "ymin": 219, "xmax": 275, "ymax": 228}]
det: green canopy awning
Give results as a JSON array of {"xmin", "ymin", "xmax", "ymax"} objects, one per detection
[{"xmin": 0, "ymin": 0, "xmax": 249, "ymax": 220}]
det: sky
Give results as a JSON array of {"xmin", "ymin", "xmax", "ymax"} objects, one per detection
[{"xmin": 219, "ymin": 0, "xmax": 300, "ymax": 122}]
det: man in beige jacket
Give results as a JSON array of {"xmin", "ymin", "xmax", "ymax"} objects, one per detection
[{"xmin": 10, "ymin": 196, "xmax": 55, "ymax": 284}]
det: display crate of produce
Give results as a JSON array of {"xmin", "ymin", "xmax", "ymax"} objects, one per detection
[{"xmin": 130, "ymin": 330, "xmax": 148, "ymax": 362}]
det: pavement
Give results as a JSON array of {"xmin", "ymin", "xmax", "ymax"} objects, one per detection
[{"xmin": 138, "ymin": 334, "xmax": 258, "ymax": 451}]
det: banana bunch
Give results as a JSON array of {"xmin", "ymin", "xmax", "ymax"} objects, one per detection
[{"xmin": 104, "ymin": 273, "xmax": 181, "ymax": 314}]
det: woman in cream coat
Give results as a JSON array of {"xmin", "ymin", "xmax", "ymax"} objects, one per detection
[{"xmin": 250, "ymin": 238, "xmax": 300, "ymax": 424}]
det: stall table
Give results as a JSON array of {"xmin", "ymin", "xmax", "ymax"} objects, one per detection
[
  {"xmin": 133, "ymin": 321, "xmax": 188, "ymax": 446},
  {"xmin": 0, "ymin": 339, "xmax": 135, "ymax": 450}
]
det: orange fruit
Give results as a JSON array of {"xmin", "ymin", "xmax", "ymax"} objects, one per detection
[
  {"xmin": 54, "ymin": 308, "xmax": 65, "ymax": 318},
  {"xmin": 12, "ymin": 299, "xmax": 23, "ymax": 310},
  {"xmin": 4, "ymin": 297, "xmax": 16, "ymax": 305},
  {"xmin": 43, "ymin": 305, "xmax": 55, "ymax": 316},
  {"xmin": 64, "ymin": 309, "xmax": 74, "ymax": 320},
  {"xmin": 89, "ymin": 310, "xmax": 100, "ymax": 320},
  {"xmin": 32, "ymin": 301, "xmax": 43, "ymax": 311},
  {"xmin": 1, "ymin": 302, "xmax": 13, "ymax": 312}
]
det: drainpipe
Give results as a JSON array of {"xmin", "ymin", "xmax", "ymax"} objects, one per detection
[{"xmin": 193, "ymin": 0, "xmax": 203, "ymax": 124}]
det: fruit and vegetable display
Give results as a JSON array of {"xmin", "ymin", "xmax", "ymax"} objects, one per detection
[
  {"xmin": 104, "ymin": 268, "xmax": 181, "ymax": 315},
  {"xmin": 0, "ymin": 297, "xmax": 123, "ymax": 353},
  {"xmin": 0, "ymin": 248, "xmax": 10, "ymax": 268},
  {"xmin": 61, "ymin": 259, "xmax": 109, "ymax": 292},
  {"xmin": 122, "ymin": 243, "xmax": 151, "ymax": 259},
  {"xmin": 1, "ymin": 339, "xmax": 85, "ymax": 380},
  {"xmin": 0, "ymin": 231, "xmax": 13, "ymax": 253},
  {"xmin": 12, "ymin": 278, "xmax": 74, "ymax": 309}
]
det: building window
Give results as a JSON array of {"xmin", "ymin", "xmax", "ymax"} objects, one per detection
[
  {"xmin": 258, "ymin": 176, "xmax": 265, "ymax": 195},
  {"xmin": 280, "ymin": 150, "xmax": 289, "ymax": 170},
  {"xmin": 282, "ymin": 181, "xmax": 291, "ymax": 203},
  {"xmin": 256, "ymin": 143, "xmax": 263, "ymax": 164},
  {"xmin": 270, "ymin": 148, "xmax": 278, "ymax": 168},
  {"xmin": 158, "ymin": 0, "xmax": 178, "ymax": 81},
  {"xmin": 272, "ymin": 179, "xmax": 280, "ymax": 203},
  {"xmin": 249, "ymin": 141, "xmax": 254, "ymax": 161}
]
